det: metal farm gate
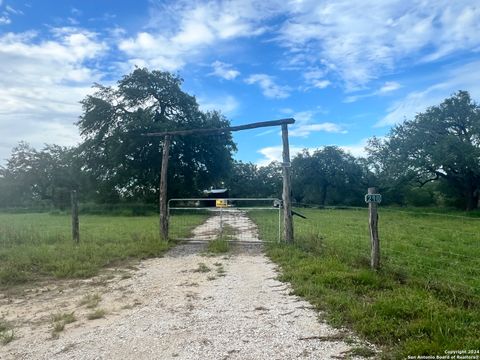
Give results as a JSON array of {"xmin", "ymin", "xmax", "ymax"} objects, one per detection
[{"xmin": 168, "ymin": 198, "xmax": 282, "ymax": 243}]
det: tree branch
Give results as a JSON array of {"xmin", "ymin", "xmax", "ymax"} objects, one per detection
[{"xmin": 416, "ymin": 174, "xmax": 439, "ymax": 187}]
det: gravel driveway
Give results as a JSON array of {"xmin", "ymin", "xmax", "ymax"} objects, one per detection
[{"xmin": 1, "ymin": 213, "xmax": 374, "ymax": 359}]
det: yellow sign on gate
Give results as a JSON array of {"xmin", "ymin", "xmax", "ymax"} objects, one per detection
[{"xmin": 215, "ymin": 199, "xmax": 228, "ymax": 208}]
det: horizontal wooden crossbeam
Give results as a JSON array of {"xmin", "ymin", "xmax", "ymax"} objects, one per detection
[{"xmin": 142, "ymin": 118, "xmax": 295, "ymax": 137}]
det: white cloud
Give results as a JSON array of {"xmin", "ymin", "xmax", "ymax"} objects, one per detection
[
  {"xmin": 289, "ymin": 123, "xmax": 346, "ymax": 137},
  {"xmin": 0, "ymin": 28, "xmax": 107, "ymax": 163},
  {"xmin": 379, "ymin": 81, "xmax": 401, "ymax": 94},
  {"xmin": 0, "ymin": 4, "xmax": 23, "ymax": 25},
  {"xmin": 0, "ymin": 16, "xmax": 10, "ymax": 25},
  {"xmin": 119, "ymin": 1, "xmax": 279, "ymax": 71},
  {"xmin": 287, "ymin": 109, "xmax": 345, "ymax": 137},
  {"xmin": 279, "ymin": 107, "xmax": 294, "ymax": 115},
  {"xmin": 210, "ymin": 60, "xmax": 240, "ymax": 80},
  {"xmin": 293, "ymin": 110, "xmax": 316, "ymax": 123},
  {"xmin": 245, "ymin": 74, "xmax": 290, "ymax": 99},
  {"xmin": 197, "ymin": 95, "xmax": 239, "ymax": 115},
  {"xmin": 117, "ymin": 1, "xmax": 480, "ymax": 91},
  {"xmin": 256, "ymin": 138, "xmax": 370, "ymax": 166},
  {"xmin": 377, "ymin": 60, "xmax": 480, "ymax": 127},
  {"xmin": 277, "ymin": 1, "xmax": 480, "ymax": 89},
  {"xmin": 256, "ymin": 145, "xmax": 304, "ymax": 167},
  {"xmin": 254, "ymin": 129, "xmax": 277, "ymax": 137},
  {"xmin": 5, "ymin": 5, "xmax": 22, "ymax": 15},
  {"xmin": 302, "ymin": 68, "xmax": 331, "ymax": 89},
  {"xmin": 253, "ymin": 109, "xmax": 345, "ymax": 138},
  {"xmin": 338, "ymin": 138, "xmax": 370, "ymax": 158},
  {"xmin": 345, "ymin": 81, "xmax": 402, "ymax": 103},
  {"xmin": 312, "ymin": 80, "xmax": 331, "ymax": 89}
]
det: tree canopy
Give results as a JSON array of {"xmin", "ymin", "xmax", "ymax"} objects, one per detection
[
  {"xmin": 225, "ymin": 161, "xmax": 282, "ymax": 198},
  {"xmin": 368, "ymin": 91, "xmax": 480, "ymax": 210},
  {"xmin": 0, "ymin": 142, "xmax": 88, "ymax": 209},
  {"xmin": 1, "ymin": 76, "xmax": 479, "ymax": 212},
  {"xmin": 77, "ymin": 68, "xmax": 236, "ymax": 201},
  {"xmin": 292, "ymin": 146, "xmax": 364, "ymax": 206}
]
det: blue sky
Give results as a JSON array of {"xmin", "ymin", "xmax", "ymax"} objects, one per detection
[{"xmin": 1, "ymin": 0, "xmax": 480, "ymax": 166}]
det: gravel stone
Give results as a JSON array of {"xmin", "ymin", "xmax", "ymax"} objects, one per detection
[{"xmin": 0, "ymin": 212, "xmax": 375, "ymax": 359}]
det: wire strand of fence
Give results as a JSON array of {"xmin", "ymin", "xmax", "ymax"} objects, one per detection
[
  {"xmin": 312, "ymin": 221, "xmax": 480, "ymax": 262},
  {"xmin": 288, "ymin": 203, "xmax": 480, "ymax": 303},
  {"xmin": 292, "ymin": 202, "xmax": 480, "ymax": 220},
  {"xmin": 295, "ymin": 213, "xmax": 480, "ymax": 263},
  {"xmin": 383, "ymin": 242, "xmax": 480, "ymax": 263},
  {"xmin": 381, "ymin": 226, "xmax": 480, "ymax": 238},
  {"xmin": 382, "ymin": 249, "xmax": 480, "ymax": 281},
  {"xmin": 380, "ymin": 263, "xmax": 480, "ymax": 301},
  {"xmin": 379, "ymin": 258, "xmax": 480, "ymax": 301},
  {"xmin": 380, "ymin": 207, "xmax": 480, "ymax": 220},
  {"xmin": 382, "ymin": 242, "xmax": 480, "ymax": 261}
]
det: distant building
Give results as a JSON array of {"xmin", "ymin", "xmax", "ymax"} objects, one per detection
[{"xmin": 203, "ymin": 188, "xmax": 229, "ymax": 207}]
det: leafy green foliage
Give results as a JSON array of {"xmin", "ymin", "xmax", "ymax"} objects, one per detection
[
  {"xmin": 77, "ymin": 68, "xmax": 235, "ymax": 201},
  {"xmin": 1, "ymin": 85, "xmax": 479, "ymax": 213},
  {"xmin": 292, "ymin": 146, "xmax": 365, "ymax": 205},
  {"xmin": 368, "ymin": 91, "xmax": 480, "ymax": 210},
  {"xmin": 226, "ymin": 160, "xmax": 282, "ymax": 198},
  {"xmin": 0, "ymin": 143, "xmax": 91, "ymax": 209}
]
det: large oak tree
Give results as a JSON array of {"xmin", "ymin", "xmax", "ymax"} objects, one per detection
[
  {"xmin": 368, "ymin": 91, "xmax": 480, "ymax": 210},
  {"xmin": 292, "ymin": 146, "xmax": 364, "ymax": 206},
  {"xmin": 77, "ymin": 68, "xmax": 236, "ymax": 201}
]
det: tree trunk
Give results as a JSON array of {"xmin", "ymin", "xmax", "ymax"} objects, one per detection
[
  {"xmin": 320, "ymin": 183, "xmax": 328, "ymax": 206},
  {"xmin": 465, "ymin": 179, "xmax": 479, "ymax": 211},
  {"xmin": 466, "ymin": 189, "xmax": 478, "ymax": 211}
]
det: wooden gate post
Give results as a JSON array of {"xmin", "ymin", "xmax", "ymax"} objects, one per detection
[
  {"xmin": 71, "ymin": 190, "xmax": 79, "ymax": 244},
  {"xmin": 368, "ymin": 187, "xmax": 380, "ymax": 270},
  {"xmin": 281, "ymin": 124, "xmax": 294, "ymax": 243},
  {"xmin": 159, "ymin": 135, "xmax": 171, "ymax": 241},
  {"xmin": 143, "ymin": 118, "xmax": 296, "ymax": 243}
]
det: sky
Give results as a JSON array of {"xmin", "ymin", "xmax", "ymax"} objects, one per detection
[{"xmin": 1, "ymin": 0, "xmax": 480, "ymax": 166}]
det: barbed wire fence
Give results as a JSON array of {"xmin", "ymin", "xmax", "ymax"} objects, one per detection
[{"xmin": 288, "ymin": 202, "xmax": 480, "ymax": 302}]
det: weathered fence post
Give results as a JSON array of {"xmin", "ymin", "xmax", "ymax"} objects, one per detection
[
  {"xmin": 220, "ymin": 204, "xmax": 224, "ymax": 238},
  {"xmin": 281, "ymin": 123, "xmax": 294, "ymax": 243},
  {"xmin": 367, "ymin": 187, "xmax": 380, "ymax": 270},
  {"xmin": 159, "ymin": 135, "xmax": 171, "ymax": 241},
  {"xmin": 71, "ymin": 190, "xmax": 79, "ymax": 244}
]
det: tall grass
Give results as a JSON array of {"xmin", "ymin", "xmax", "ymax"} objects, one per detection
[
  {"xmin": 0, "ymin": 212, "xmax": 207, "ymax": 286},
  {"xmin": 250, "ymin": 208, "xmax": 480, "ymax": 358}
]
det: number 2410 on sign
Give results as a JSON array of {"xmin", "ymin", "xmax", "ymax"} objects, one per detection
[{"xmin": 365, "ymin": 194, "xmax": 382, "ymax": 203}]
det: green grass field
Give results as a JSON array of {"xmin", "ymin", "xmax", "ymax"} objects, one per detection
[
  {"xmin": 249, "ymin": 208, "xmax": 480, "ymax": 359},
  {"xmin": 0, "ymin": 212, "xmax": 206, "ymax": 286},
  {"xmin": 2, "ymin": 208, "xmax": 479, "ymax": 357}
]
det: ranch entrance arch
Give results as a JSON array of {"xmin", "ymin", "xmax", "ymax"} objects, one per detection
[{"xmin": 144, "ymin": 118, "xmax": 296, "ymax": 243}]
